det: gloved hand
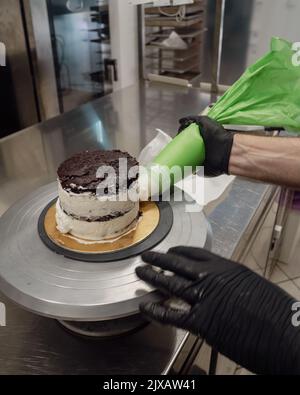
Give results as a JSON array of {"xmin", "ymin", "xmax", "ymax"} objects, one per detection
[
  {"xmin": 136, "ymin": 247, "xmax": 300, "ymax": 375},
  {"xmin": 178, "ymin": 116, "xmax": 234, "ymax": 176}
]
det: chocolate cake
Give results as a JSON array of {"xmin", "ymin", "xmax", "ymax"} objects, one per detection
[
  {"xmin": 56, "ymin": 150, "xmax": 140, "ymax": 241},
  {"xmin": 57, "ymin": 150, "xmax": 139, "ymax": 194}
]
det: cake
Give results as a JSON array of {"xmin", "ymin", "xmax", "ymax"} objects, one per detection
[{"xmin": 56, "ymin": 150, "xmax": 140, "ymax": 241}]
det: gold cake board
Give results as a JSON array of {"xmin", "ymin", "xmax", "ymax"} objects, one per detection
[{"xmin": 44, "ymin": 201, "xmax": 160, "ymax": 255}]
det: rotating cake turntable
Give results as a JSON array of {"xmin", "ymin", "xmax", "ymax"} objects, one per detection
[{"xmin": 0, "ymin": 182, "xmax": 211, "ymax": 338}]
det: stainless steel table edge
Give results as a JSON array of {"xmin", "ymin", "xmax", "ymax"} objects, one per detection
[{"xmin": 231, "ymin": 184, "xmax": 279, "ymax": 263}]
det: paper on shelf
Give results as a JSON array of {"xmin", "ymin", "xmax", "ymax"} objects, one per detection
[{"xmin": 161, "ymin": 31, "xmax": 188, "ymax": 50}]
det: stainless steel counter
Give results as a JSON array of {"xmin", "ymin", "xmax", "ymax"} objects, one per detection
[{"xmin": 0, "ymin": 82, "xmax": 276, "ymax": 374}]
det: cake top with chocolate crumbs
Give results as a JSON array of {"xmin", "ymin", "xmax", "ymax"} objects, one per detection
[{"xmin": 57, "ymin": 150, "xmax": 139, "ymax": 194}]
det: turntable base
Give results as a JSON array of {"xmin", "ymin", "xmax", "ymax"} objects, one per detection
[
  {"xmin": 0, "ymin": 182, "xmax": 211, "ymax": 333},
  {"xmin": 58, "ymin": 315, "xmax": 147, "ymax": 338}
]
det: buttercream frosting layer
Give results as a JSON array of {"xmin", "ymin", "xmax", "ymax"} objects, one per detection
[
  {"xmin": 58, "ymin": 181, "xmax": 139, "ymax": 219},
  {"xmin": 56, "ymin": 199, "xmax": 139, "ymax": 241}
]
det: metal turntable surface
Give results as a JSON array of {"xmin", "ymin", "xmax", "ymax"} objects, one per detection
[{"xmin": 0, "ymin": 182, "xmax": 211, "ymax": 324}]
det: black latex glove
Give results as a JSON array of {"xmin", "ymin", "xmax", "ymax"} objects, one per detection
[
  {"xmin": 178, "ymin": 116, "xmax": 234, "ymax": 176},
  {"xmin": 136, "ymin": 247, "xmax": 300, "ymax": 375}
]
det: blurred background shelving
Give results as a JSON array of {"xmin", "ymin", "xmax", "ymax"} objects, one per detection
[{"xmin": 142, "ymin": 0, "xmax": 207, "ymax": 85}]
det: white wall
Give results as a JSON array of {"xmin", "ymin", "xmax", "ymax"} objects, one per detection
[
  {"xmin": 109, "ymin": 0, "xmax": 139, "ymax": 91},
  {"xmin": 246, "ymin": 0, "xmax": 300, "ymax": 66}
]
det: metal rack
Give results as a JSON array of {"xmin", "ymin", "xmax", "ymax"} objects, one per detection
[
  {"xmin": 88, "ymin": 2, "xmax": 111, "ymax": 94},
  {"xmin": 141, "ymin": 0, "xmax": 207, "ymax": 84}
]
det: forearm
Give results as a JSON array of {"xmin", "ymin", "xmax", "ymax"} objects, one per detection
[{"xmin": 229, "ymin": 134, "xmax": 300, "ymax": 189}]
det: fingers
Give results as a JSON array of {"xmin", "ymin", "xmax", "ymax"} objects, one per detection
[
  {"xmin": 140, "ymin": 302, "xmax": 190, "ymax": 329},
  {"xmin": 167, "ymin": 247, "xmax": 222, "ymax": 276},
  {"xmin": 169, "ymin": 247, "xmax": 238, "ymax": 272},
  {"xmin": 179, "ymin": 116, "xmax": 202, "ymax": 125},
  {"xmin": 178, "ymin": 116, "xmax": 201, "ymax": 133},
  {"xmin": 178, "ymin": 116, "xmax": 224, "ymax": 135},
  {"xmin": 136, "ymin": 265, "xmax": 195, "ymax": 303},
  {"xmin": 197, "ymin": 116, "xmax": 223, "ymax": 130},
  {"xmin": 169, "ymin": 247, "xmax": 237, "ymax": 271},
  {"xmin": 141, "ymin": 249, "xmax": 231, "ymax": 280},
  {"xmin": 142, "ymin": 248, "xmax": 238, "ymax": 279},
  {"xmin": 168, "ymin": 246, "xmax": 217, "ymax": 262},
  {"xmin": 142, "ymin": 251, "xmax": 200, "ymax": 280}
]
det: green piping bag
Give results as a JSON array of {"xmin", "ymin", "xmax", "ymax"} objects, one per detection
[
  {"xmin": 145, "ymin": 37, "xmax": 300, "ymax": 197},
  {"xmin": 139, "ymin": 123, "xmax": 205, "ymax": 199},
  {"xmin": 153, "ymin": 122, "xmax": 205, "ymax": 170}
]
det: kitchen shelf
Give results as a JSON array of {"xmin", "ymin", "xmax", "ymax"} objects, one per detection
[
  {"xmin": 90, "ymin": 39, "xmax": 110, "ymax": 45},
  {"xmin": 146, "ymin": 39, "xmax": 202, "ymax": 52},
  {"xmin": 141, "ymin": 0, "xmax": 207, "ymax": 85},
  {"xmin": 88, "ymin": 71, "xmax": 105, "ymax": 83},
  {"xmin": 147, "ymin": 28, "xmax": 206, "ymax": 39},
  {"xmin": 145, "ymin": 14, "xmax": 204, "ymax": 28},
  {"xmin": 145, "ymin": 1, "xmax": 206, "ymax": 15},
  {"xmin": 156, "ymin": 58, "xmax": 200, "ymax": 75},
  {"xmin": 160, "ymin": 70, "xmax": 202, "ymax": 81},
  {"xmin": 90, "ymin": 5, "xmax": 109, "ymax": 13},
  {"xmin": 146, "ymin": 49, "xmax": 200, "ymax": 63}
]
